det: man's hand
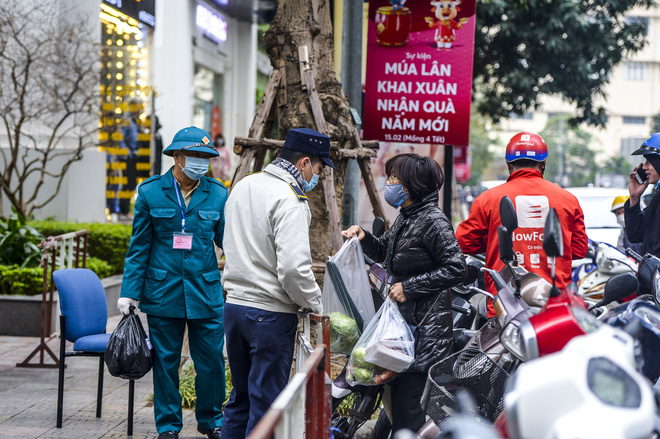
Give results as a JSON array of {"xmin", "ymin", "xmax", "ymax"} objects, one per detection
[
  {"xmin": 117, "ymin": 298, "xmax": 138, "ymax": 315},
  {"xmin": 629, "ymin": 163, "xmax": 648, "ymax": 206},
  {"xmin": 389, "ymin": 282, "xmax": 407, "ymax": 303},
  {"xmin": 341, "ymin": 225, "xmax": 365, "ymax": 241}
]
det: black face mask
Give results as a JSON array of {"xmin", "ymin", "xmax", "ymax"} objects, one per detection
[
  {"xmin": 645, "ymin": 154, "xmax": 660, "ymax": 176},
  {"xmin": 215, "ymin": 139, "xmax": 224, "ymax": 148}
]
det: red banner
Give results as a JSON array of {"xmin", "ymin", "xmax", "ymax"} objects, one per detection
[
  {"xmin": 363, "ymin": 0, "xmax": 477, "ymax": 146},
  {"xmin": 453, "ymin": 144, "xmax": 470, "ymax": 182}
]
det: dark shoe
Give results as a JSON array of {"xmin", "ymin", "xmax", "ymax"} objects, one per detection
[
  {"xmin": 157, "ymin": 432, "xmax": 179, "ymax": 439},
  {"xmin": 197, "ymin": 425, "xmax": 222, "ymax": 439}
]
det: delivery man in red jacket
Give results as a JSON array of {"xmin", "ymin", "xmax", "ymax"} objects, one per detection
[{"xmin": 456, "ymin": 132, "xmax": 588, "ymax": 316}]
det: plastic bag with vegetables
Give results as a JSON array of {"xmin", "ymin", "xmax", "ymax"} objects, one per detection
[
  {"xmin": 345, "ymin": 298, "xmax": 415, "ymax": 386},
  {"xmin": 322, "ymin": 237, "xmax": 375, "ymax": 354}
]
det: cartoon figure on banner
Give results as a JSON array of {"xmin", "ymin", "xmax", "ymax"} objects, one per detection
[
  {"xmin": 425, "ymin": 0, "xmax": 469, "ymax": 50},
  {"xmin": 391, "ymin": 0, "xmax": 407, "ymax": 10}
]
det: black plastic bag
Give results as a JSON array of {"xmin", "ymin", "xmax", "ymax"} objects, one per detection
[{"xmin": 105, "ymin": 309, "xmax": 153, "ymax": 379}]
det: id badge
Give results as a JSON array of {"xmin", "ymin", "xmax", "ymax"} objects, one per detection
[{"xmin": 173, "ymin": 232, "xmax": 193, "ymax": 250}]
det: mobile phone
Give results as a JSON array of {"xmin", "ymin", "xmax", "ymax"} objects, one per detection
[{"xmin": 635, "ymin": 167, "xmax": 649, "ymax": 184}]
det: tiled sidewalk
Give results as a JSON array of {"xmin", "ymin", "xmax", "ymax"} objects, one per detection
[{"xmin": 0, "ymin": 314, "xmax": 201, "ymax": 439}]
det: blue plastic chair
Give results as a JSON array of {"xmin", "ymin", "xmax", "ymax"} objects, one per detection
[{"xmin": 54, "ymin": 268, "xmax": 135, "ymax": 435}]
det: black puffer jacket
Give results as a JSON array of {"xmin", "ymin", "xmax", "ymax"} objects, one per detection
[
  {"xmin": 361, "ymin": 193, "xmax": 466, "ymax": 373},
  {"xmin": 625, "ymin": 192, "xmax": 660, "ymax": 258}
]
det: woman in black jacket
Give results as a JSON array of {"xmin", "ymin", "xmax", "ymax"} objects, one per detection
[{"xmin": 342, "ymin": 153, "xmax": 466, "ymax": 433}]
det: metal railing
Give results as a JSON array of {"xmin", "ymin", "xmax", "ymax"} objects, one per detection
[
  {"xmin": 296, "ymin": 311, "xmax": 331, "ymax": 374},
  {"xmin": 17, "ymin": 230, "xmax": 88, "ymax": 368},
  {"xmin": 247, "ymin": 347, "xmax": 331, "ymax": 439}
]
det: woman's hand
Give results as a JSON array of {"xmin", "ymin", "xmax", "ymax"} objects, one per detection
[
  {"xmin": 389, "ymin": 282, "xmax": 407, "ymax": 303},
  {"xmin": 341, "ymin": 225, "xmax": 365, "ymax": 241}
]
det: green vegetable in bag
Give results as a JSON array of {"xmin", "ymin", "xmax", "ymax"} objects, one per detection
[
  {"xmin": 351, "ymin": 347, "xmax": 369, "ymax": 368},
  {"xmin": 329, "ymin": 312, "xmax": 360, "ymax": 353},
  {"xmin": 352, "ymin": 366, "xmax": 374, "ymax": 383}
]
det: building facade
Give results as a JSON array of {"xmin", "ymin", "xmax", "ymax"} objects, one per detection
[{"xmin": 0, "ymin": 0, "xmax": 263, "ymax": 222}]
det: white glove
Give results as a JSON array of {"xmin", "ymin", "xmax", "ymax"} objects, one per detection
[{"xmin": 117, "ymin": 298, "xmax": 138, "ymax": 316}]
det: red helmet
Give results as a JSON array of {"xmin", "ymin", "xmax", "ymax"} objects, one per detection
[{"xmin": 505, "ymin": 132, "xmax": 548, "ymax": 163}]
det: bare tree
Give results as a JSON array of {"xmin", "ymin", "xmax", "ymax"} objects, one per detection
[{"xmin": 0, "ymin": 2, "xmax": 99, "ymax": 218}]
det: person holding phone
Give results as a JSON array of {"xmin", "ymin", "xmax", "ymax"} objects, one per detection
[{"xmin": 625, "ymin": 133, "xmax": 660, "ymax": 259}]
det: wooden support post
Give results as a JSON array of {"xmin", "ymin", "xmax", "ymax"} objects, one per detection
[
  {"xmin": 303, "ymin": 69, "xmax": 327, "ymax": 135},
  {"xmin": 249, "ymin": 70, "xmax": 281, "ymax": 139},
  {"xmin": 252, "ymin": 147, "xmax": 268, "ymax": 173},
  {"xmin": 299, "ymin": 50, "xmax": 342, "ymax": 251},
  {"xmin": 231, "ymin": 69, "xmax": 281, "ymax": 190},
  {"xmin": 231, "ymin": 148, "xmax": 257, "ymax": 190},
  {"xmin": 234, "ymin": 137, "xmax": 379, "ymax": 151},
  {"xmin": 322, "ymin": 167, "xmax": 343, "ymax": 253},
  {"xmin": 298, "ymin": 46, "xmax": 310, "ymax": 91}
]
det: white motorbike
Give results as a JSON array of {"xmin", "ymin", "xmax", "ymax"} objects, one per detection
[
  {"xmin": 575, "ymin": 242, "xmax": 637, "ymax": 305},
  {"xmin": 504, "ymin": 323, "xmax": 656, "ymax": 439}
]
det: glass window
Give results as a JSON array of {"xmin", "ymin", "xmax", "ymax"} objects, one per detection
[
  {"xmin": 509, "ymin": 111, "xmax": 533, "ymax": 120},
  {"xmin": 623, "ymin": 116, "xmax": 646, "ymax": 125},
  {"xmin": 193, "ymin": 65, "xmax": 223, "ymax": 135},
  {"xmin": 621, "ymin": 137, "xmax": 648, "ymax": 156},
  {"xmin": 99, "ymin": 4, "xmax": 152, "ymax": 219},
  {"xmin": 624, "ymin": 62, "xmax": 648, "ymax": 81}
]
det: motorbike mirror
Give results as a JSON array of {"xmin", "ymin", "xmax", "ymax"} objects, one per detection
[
  {"xmin": 498, "ymin": 226, "xmax": 517, "ymax": 265},
  {"xmin": 542, "ymin": 208, "xmax": 564, "ymax": 258},
  {"xmin": 638, "ymin": 253, "xmax": 660, "ymax": 291},
  {"xmin": 591, "ymin": 272, "xmax": 638, "ymax": 309},
  {"xmin": 372, "ymin": 217, "xmax": 386, "ymax": 238},
  {"xmin": 499, "ymin": 196, "xmax": 518, "ymax": 234}
]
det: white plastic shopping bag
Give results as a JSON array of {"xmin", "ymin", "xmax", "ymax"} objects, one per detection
[
  {"xmin": 345, "ymin": 298, "xmax": 415, "ymax": 386},
  {"xmin": 323, "ymin": 237, "xmax": 376, "ymax": 354}
]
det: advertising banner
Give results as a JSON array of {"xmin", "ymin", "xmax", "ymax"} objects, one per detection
[
  {"xmin": 363, "ymin": 0, "xmax": 477, "ymax": 146},
  {"xmin": 453, "ymin": 144, "xmax": 470, "ymax": 182}
]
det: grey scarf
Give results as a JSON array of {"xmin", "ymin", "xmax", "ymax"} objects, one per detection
[{"xmin": 272, "ymin": 158, "xmax": 306, "ymax": 189}]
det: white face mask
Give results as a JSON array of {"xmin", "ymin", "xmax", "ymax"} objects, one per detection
[{"xmin": 616, "ymin": 213, "xmax": 626, "ymax": 229}]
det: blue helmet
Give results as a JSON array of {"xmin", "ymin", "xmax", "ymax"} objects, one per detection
[
  {"xmin": 163, "ymin": 126, "xmax": 219, "ymax": 157},
  {"xmin": 631, "ymin": 133, "xmax": 660, "ymax": 156}
]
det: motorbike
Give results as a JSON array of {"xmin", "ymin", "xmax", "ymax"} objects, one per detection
[
  {"xmin": 573, "ymin": 241, "xmax": 637, "ymax": 305},
  {"xmin": 495, "ymin": 211, "xmax": 660, "ymax": 438},
  {"xmin": 601, "ymin": 248, "xmax": 660, "ymax": 384},
  {"xmin": 503, "ymin": 322, "xmax": 657, "ymax": 439},
  {"xmin": 415, "ymin": 201, "xmax": 638, "ymax": 438}
]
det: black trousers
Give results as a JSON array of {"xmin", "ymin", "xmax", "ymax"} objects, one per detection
[{"xmin": 388, "ymin": 371, "xmax": 427, "ymax": 433}]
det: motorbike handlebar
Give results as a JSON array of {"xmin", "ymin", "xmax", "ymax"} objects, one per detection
[
  {"xmin": 467, "ymin": 286, "xmax": 495, "ymax": 301},
  {"xmin": 625, "ymin": 248, "xmax": 643, "ymax": 263},
  {"xmin": 480, "ymin": 267, "xmax": 508, "ymax": 291}
]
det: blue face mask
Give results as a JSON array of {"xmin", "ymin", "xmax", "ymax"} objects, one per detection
[
  {"xmin": 179, "ymin": 156, "xmax": 209, "ymax": 180},
  {"xmin": 384, "ymin": 183, "xmax": 409, "ymax": 208},
  {"xmin": 303, "ymin": 172, "xmax": 320, "ymax": 192},
  {"xmin": 300, "ymin": 160, "xmax": 320, "ymax": 192}
]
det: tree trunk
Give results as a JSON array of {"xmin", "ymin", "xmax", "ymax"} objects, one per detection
[{"xmin": 263, "ymin": 0, "xmax": 357, "ymax": 267}]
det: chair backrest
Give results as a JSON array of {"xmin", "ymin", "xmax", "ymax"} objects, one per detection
[{"xmin": 53, "ymin": 268, "xmax": 108, "ymax": 342}]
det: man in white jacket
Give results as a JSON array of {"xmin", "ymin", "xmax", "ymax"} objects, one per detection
[{"xmin": 220, "ymin": 128, "xmax": 332, "ymax": 439}]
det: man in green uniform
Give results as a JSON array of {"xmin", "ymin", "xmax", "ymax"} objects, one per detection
[{"xmin": 118, "ymin": 126, "xmax": 227, "ymax": 439}]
